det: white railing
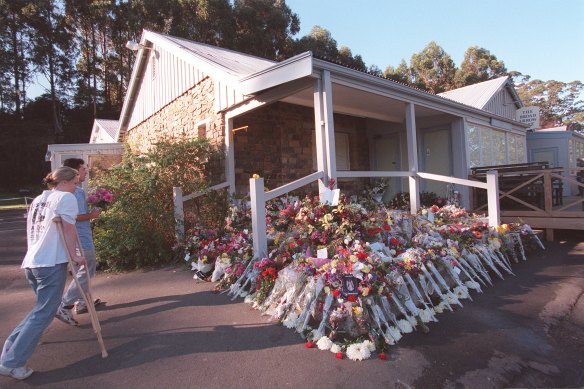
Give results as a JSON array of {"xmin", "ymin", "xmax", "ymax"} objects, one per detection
[
  {"xmin": 249, "ymin": 170, "xmax": 500, "ymax": 258},
  {"xmin": 0, "ymin": 196, "xmax": 34, "ymax": 208},
  {"xmin": 173, "ymin": 181, "xmax": 230, "ymax": 242}
]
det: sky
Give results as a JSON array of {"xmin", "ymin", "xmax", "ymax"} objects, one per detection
[{"xmin": 285, "ymin": 0, "xmax": 584, "ymax": 83}]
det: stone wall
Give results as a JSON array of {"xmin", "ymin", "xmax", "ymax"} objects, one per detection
[
  {"xmin": 125, "ymin": 77, "xmax": 224, "ymax": 153},
  {"xmin": 233, "ymin": 102, "xmax": 370, "ymax": 194}
]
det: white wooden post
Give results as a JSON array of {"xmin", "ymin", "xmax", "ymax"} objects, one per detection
[
  {"xmin": 225, "ymin": 118, "xmax": 236, "ymax": 195},
  {"xmin": 173, "ymin": 186, "xmax": 185, "ymax": 243},
  {"xmin": 405, "ymin": 102, "xmax": 420, "ymax": 214},
  {"xmin": 250, "ymin": 177, "xmax": 268, "ymax": 258},
  {"xmin": 486, "ymin": 170, "xmax": 501, "ymax": 227},
  {"xmin": 313, "ymin": 79, "xmax": 328, "ymax": 193},
  {"xmin": 322, "ymin": 70, "xmax": 337, "ymax": 187}
]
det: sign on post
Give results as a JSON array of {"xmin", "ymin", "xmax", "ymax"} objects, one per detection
[{"xmin": 516, "ymin": 106, "xmax": 540, "ymax": 130}]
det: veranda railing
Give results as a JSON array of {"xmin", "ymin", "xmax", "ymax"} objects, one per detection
[
  {"xmin": 173, "ymin": 181, "xmax": 230, "ymax": 241},
  {"xmin": 249, "ymin": 170, "xmax": 500, "ymax": 258}
]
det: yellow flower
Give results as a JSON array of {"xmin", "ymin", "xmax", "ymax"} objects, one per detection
[
  {"xmin": 361, "ymin": 287, "xmax": 370, "ymax": 297},
  {"xmin": 361, "ymin": 265, "xmax": 370, "ymax": 273},
  {"xmin": 349, "ymin": 255, "xmax": 358, "ymax": 263},
  {"xmin": 352, "ymin": 306, "xmax": 363, "ymax": 316},
  {"xmin": 324, "ymin": 286, "xmax": 331, "ymax": 294},
  {"xmin": 252, "ymin": 173, "xmax": 260, "ymax": 180}
]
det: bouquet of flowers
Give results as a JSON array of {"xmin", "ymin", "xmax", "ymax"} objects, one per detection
[{"xmin": 87, "ymin": 188, "xmax": 114, "ymax": 210}]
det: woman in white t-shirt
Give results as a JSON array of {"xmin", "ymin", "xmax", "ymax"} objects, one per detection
[{"xmin": 0, "ymin": 167, "xmax": 86, "ymax": 381}]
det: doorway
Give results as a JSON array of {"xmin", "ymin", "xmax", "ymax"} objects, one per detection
[{"xmin": 421, "ymin": 128, "xmax": 452, "ymax": 197}]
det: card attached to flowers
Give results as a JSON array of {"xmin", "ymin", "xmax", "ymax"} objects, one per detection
[
  {"xmin": 87, "ymin": 188, "xmax": 114, "ymax": 211},
  {"xmin": 319, "ymin": 187, "xmax": 340, "ymax": 206}
]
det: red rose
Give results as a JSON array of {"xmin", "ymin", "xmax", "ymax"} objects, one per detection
[
  {"xmin": 379, "ymin": 352, "xmax": 387, "ymax": 360},
  {"xmin": 332, "ymin": 289, "xmax": 340, "ymax": 297},
  {"xmin": 382, "ymin": 222, "xmax": 391, "ymax": 231},
  {"xmin": 305, "ymin": 341, "xmax": 313, "ymax": 348},
  {"xmin": 335, "ymin": 352, "xmax": 343, "ymax": 359},
  {"xmin": 390, "ymin": 237, "xmax": 399, "ymax": 246},
  {"xmin": 348, "ymin": 295, "xmax": 357, "ymax": 302},
  {"xmin": 356, "ymin": 251, "xmax": 368, "ymax": 260}
]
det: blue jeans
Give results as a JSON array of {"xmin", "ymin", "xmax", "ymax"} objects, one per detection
[
  {"xmin": 62, "ymin": 249, "xmax": 96, "ymax": 307},
  {"xmin": 0, "ymin": 263, "xmax": 67, "ymax": 368}
]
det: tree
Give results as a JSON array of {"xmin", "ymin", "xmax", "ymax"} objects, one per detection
[
  {"xmin": 24, "ymin": 0, "xmax": 75, "ymax": 135},
  {"xmin": 454, "ymin": 46, "xmax": 507, "ymax": 88},
  {"xmin": 232, "ymin": 0, "xmax": 299, "ymax": 60},
  {"xmin": 0, "ymin": 0, "xmax": 32, "ymax": 115},
  {"xmin": 514, "ymin": 74, "xmax": 584, "ymax": 128},
  {"xmin": 409, "ymin": 41, "xmax": 456, "ymax": 93},
  {"xmin": 384, "ymin": 59, "xmax": 410, "ymax": 84},
  {"xmin": 295, "ymin": 25, "xmax": 338, "ymax": 60}
]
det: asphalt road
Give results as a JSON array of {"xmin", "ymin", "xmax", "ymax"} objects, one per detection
[{"xmin": 1, "ymin": 209, "xmax": 583, "ymax": 388}]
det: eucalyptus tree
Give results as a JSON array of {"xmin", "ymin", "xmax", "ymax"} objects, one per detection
[
  {"xmin": 232, "ymin": 0, "xmax": 300, "ymax": 60},
  {"xmin": 384, "ymin": 59, "xmax": 411, "ymax": 85},
  {"xmin": 0, "ymin": 0, "xmax": 32, "ymax": 115},
  {"xmin": 409, "ymin": 41, "xmax": 456, "ymax": 93},
  {"xmin": 454, "ymin": 46, "xmax": 507, "ymax": 87},
  {"xmin": 514, "ymin": 73, "xmax": 584, "ymax": 128},
  {"xmin": 24, "ymin": 0, "xmax": 75, "ymax": 134}
]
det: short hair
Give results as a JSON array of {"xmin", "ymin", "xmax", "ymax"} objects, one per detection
[
  {"xmin": 43, "ymin": 166, "xmax": 78, "ymax": 188},
  {"xmin": 63, "ymin": 158, "xmax": 85, "ymax": 170}
]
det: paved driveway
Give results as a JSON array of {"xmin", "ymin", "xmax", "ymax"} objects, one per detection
[{"xmin": 1, "ymin": 209, "xmax": 583, "ymax": 388}]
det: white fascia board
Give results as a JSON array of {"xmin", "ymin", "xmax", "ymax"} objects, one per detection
[
  {"xmin": 117, "ymin": 30, "xmax": 151, "ymax": 140},
  {"xmin": 47, "ymin": 143, "xmax": 124, "ymax": 152},
  {"xmin": 238, "ymin": 52, "xmax": 314, "ymax": 95},
  {"xmin": 315, "ymin": 59, "xmax": 527, "ymax": 129},
  {"xmin": 143, "ymin": 31, "xmax": 240, "ymax": 83}
]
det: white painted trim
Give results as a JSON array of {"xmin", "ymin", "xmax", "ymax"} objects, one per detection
[
  {"xmin": 225, "ymin": 118, "xmax": 236, "ymax": 194},
  {"xmin": 265, "ymin": 171, "xmax": 324, "ymax": 201},
  {"xmin": 405, "ymin": 103, "xmax": 420, "ymax": 213},
  {"xmin": 337, "ymin": 170, "xmax": 412, "ymax": 178},
  {"xmin": 183, "ymin": 181, "xmax": 230, "ymax": 201},
  {"xmin": 322, "ymin": 70, "xmax": 337, "ymax": 186}
]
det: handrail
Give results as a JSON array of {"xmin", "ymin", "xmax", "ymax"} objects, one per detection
[{"xmin": 265, "ymin": 171, "xmax": 324, "ymax": 201}]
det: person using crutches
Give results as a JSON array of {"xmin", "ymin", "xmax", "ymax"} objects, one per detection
[
  {"xmin": 0, "ymin": 167, "xmax": 85, "ymax": 380},
  {"xmin": 55, "ymin": 158, "xmax": 101, "ymax": 325}
]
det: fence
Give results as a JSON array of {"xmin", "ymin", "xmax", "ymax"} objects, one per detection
[
  {"xmin": 173, "ymin": 182, "xmax": 230, "ymax": 242},
  {"xmin": 0, "ymin": 196, "xmax": 34, "ymax": 209},
  {"xmin": 249, "ymin": 170, "xmax": 500, "ymax": 258}
]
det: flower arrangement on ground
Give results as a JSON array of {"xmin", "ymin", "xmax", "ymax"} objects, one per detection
[{"xmin": 181, "ymin": 186, "xmax": 544, "ymax": 361}]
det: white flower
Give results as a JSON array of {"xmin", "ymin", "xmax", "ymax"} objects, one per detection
[
  {"xmin": 330, "ymin": 343, "xmax": 342, "ymax": 353},
  {"xmin": 244, "ymin": 294, "xmax": 255, "ymax": 304},
  {"xmin": 362, "ymin": 340, "xmax": 376, "ymax": 352},
  {"xmin": 316, "ymin": 336, "xmax": 333, "ymax": 350},
  {"xmin": 346, "ymin": 342, "xmax": 371, "ymax": 361},
  {"xmin": 397, "ymin": 319, "xmax": 413, "ymax": 333},
  {"xmin": 434, "ymin": 301, "xmax": 449, "ymax": 314},
  {"xmin": 445, "ymin": 292, "xmax": 459, "ymax": 305},
  {"xmin": 282, "ymin": 312, "xmax": 298, "ymax": 329},
  {"xmin": 419, "ymin": 308, "xmax": 434, "ymax": 323},
  {"xmin": 454, "ymin": 285, "xmax": 470, "ymax": 299},
  {"xmin": 465, "ymin": 281, "xmax": 480, "ymax": 290},
  {"xmin": 386, "ymin": 326, "xmax": 402, "ymax": 342}
]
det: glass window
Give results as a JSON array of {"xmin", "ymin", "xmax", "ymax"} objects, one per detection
[
  {"xmin": 492, "ymin": 130, "xmax": 506, "ymax": 165},
  {"xmin": 508, "ymin": 134, "xmax": 517, "ymax": 163},
  {"xmin": 466, "ymin": 125, "xmax": 481, "ymax": 167}
]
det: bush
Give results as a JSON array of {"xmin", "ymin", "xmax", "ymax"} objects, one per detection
[{"xmin": 91, "ymin": 137, "xmax": 224, "ymax": 270}]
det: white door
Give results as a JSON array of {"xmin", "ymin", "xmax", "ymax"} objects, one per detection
[
  {"xmin": 375, "ymin": 136, "xmax": 401, "ymax": 200},
  {"xmin": 422, "ymin": 129, "xmax": 451, "ymax": 197}
]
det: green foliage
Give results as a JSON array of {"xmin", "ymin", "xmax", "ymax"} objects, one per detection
[
  {"xmin": 409, "ymin": 41, "xmax": 456, "ymax": 93},
  {"xmin": 514, "ymin": 75, "xmax": 584, "ymax": 128},
  {"xmin": 454, "ymin": 46, "xmax": 507, "ymax": 88},
  {"xmin": 91, "ymin": 138, "xmax": 223, "ymax": 270}
]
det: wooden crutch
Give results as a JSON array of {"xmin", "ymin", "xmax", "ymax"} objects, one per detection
[{"xmin": 53, "ymin": 216, "xmax": 108, "ymax": 358}]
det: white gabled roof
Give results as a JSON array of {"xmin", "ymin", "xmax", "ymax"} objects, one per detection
[
  {"xmin": 438, "ymin": 76, "xmax": 520, "ymax": 110},
  {"xmin": 161, "ymin": 34, "xmax": 275, "ymax": 77},
  {"xmin": 95, "ymin": 119, "xmax": 119, "ymax": 139}
]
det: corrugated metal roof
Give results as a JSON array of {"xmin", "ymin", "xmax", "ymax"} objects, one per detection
[
  {"xmin": 95, "ymin": 119, "xmax": 119, "ymax": 139},
  {"xmin": 438, "ymin": 76, "xmax": 510, "ymax": 109},
  {"xmin": 162, "ymin": 34, "xmax": 275, "ymax": 77}
]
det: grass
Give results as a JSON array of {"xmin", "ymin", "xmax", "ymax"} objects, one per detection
[{"xmin": 0, "ymin": 193, "xmax": 35, "ymax": 210}]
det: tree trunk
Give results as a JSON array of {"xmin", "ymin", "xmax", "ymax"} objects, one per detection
[{"xmin": 10, "ymin": 16, "xmax": 21, "ymax": 116}]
